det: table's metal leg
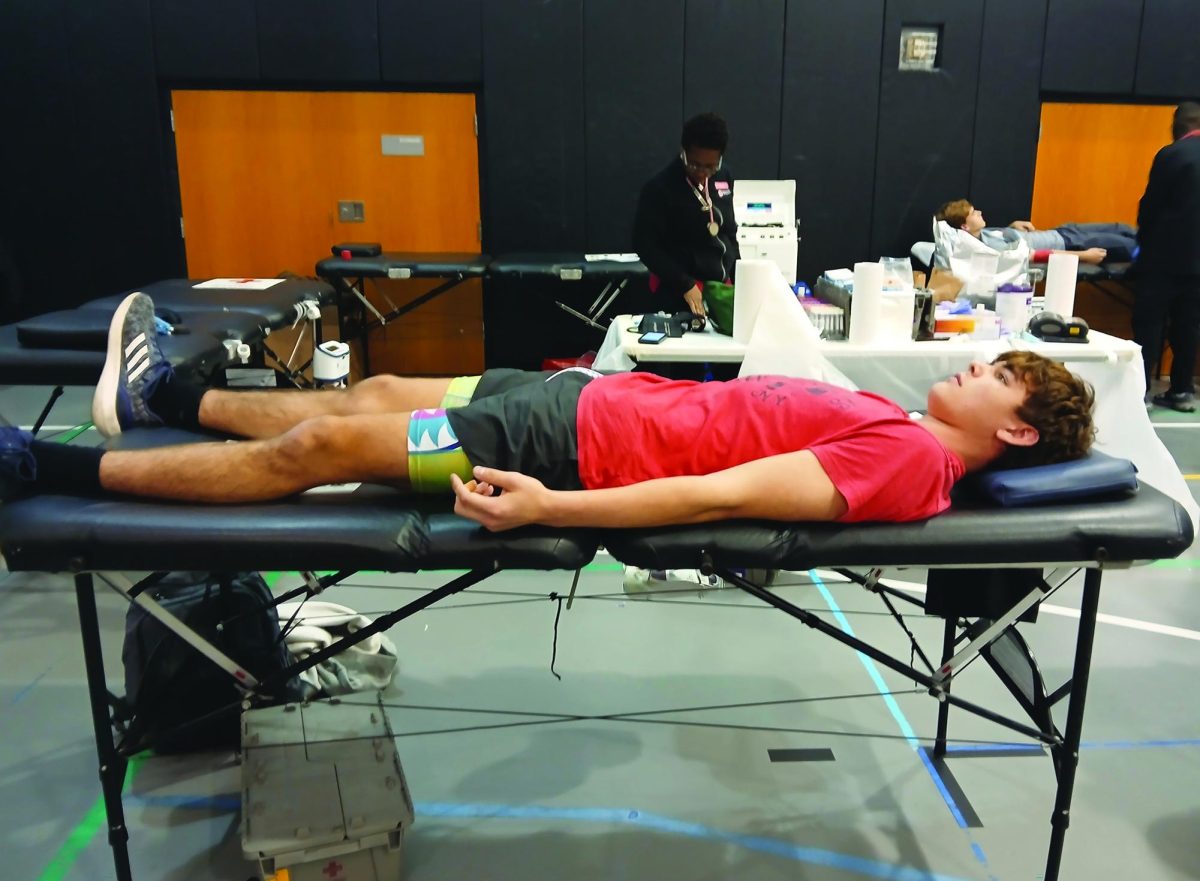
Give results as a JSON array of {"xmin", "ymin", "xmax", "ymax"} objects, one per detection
[
  {"xmin": 588, "ymin": 281, "xmax": 616, "ymax": 315},
  {"xmin": 32, "ymin": 385, "xmax": 64, "ymax": 436},
  {"xmin": 330, "ymin": 277, "xmax": 352, "ymax": 346},
  {"xmin": 555, "ymin": 300, "xmax": 607, "ymax": 330},
  {"xmin": 1043, "ymin": 567, "xmax": 1102, "ymax": 881},
  {"xmin": 74, "ymin": 572, "xmax": 134, "ymax": 881},
  {"xmin": 933, "ymin": 616, "xmax": 956, "ymax": 757},
  {"xmin": 589, "ymin": 278, "xmax": 628, "ymax": 323}
]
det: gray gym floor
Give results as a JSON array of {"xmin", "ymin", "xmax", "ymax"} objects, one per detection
[{"xmin": 2, "ymin": 383, "xmax": 1197, "ymax": 881}]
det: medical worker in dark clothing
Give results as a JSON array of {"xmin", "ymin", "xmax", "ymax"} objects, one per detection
[
  {"xmin": 633, "ymin": 113, "xmax": 740, "ymax": 316},
  {"xmin": 1134, "ymin": 101, "xmax": 1200, "ymax": 412}
]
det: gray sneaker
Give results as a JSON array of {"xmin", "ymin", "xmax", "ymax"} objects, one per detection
[
  {"xmin": 92, "ymin": 292, "xmax": 169, "ymax": 437},
  {"xmin": 1151, "ymin": 391, "xmax": 1196, "ymax": 413}
]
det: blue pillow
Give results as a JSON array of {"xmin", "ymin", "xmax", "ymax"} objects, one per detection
[{"xmin": 972, "ymin": 451, "xmax": 1138, "ymax": 507}]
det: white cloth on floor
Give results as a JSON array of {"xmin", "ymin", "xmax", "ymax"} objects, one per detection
[{"xmin": 277, "ymin": 601, "xmax": 398, "ymax": 696}]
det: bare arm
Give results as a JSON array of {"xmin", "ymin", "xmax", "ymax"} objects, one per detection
[
  {"xmin": 1067, "ymin": 247, "xmax": 1106, "ymax": 264},
  {"xmin": 450, "ymin": 451, "xmax": 849, "ymax": 532}
]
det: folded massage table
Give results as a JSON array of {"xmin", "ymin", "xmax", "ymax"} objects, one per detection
[
  {"xmin": 0, "ymin": 427, "xmax": 1190, "ymax": 881},
  {"xmin": 315, "ymin": 251, "xmax": 648, "ymax": 372}
]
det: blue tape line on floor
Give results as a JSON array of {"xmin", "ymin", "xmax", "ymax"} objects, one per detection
[
  {"xmin": 8, "ymin": 670, "xmax": 48, "ymax": 706},
  {"xmin": 808, "ymin": 575, "xmax": 971, "ymax": 829},
  {"xmin": 809, "ymin": 572, "xmax": 997, "ymax": 880},
  {"xmin": 129, "ymin": 793, "xmax": 241, "ymax": 811},
  {"xmin": 128, "ymin": 793, "xmax": 977, "ymax": 881}
]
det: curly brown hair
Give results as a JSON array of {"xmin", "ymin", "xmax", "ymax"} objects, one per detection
[
  {"xmin": 991, "ymin": 351, "xmax": 1096, "ymax": 469},
  {"xmin": 936, "ymin": 199, "xmax": 974, "ymax": 229}
]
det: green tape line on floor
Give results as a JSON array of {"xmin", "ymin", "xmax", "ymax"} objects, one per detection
[{"xmin": 38, "ymin": 755, "xmax": 145, "ymax": 881}]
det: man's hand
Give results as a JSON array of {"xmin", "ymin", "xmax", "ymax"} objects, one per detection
[
  {"xmin": 451, "ymin": 467, "xmax": 551, "ymax": 532},
  {"xmin": 683, "ymin": 284, "xmax": 705, "ymax": 316},
  {"xmin": 1077, "ymin": 247, "xmax": 1107, "ymax": 265},
  {"xmin": 1009, "ymin": 220, "xmax": 1037, "ymax": 232}
]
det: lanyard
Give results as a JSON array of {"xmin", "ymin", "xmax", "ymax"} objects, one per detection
[{"xmin": 689, "ymin": 177, "xmax": 716, "ymax": 234}]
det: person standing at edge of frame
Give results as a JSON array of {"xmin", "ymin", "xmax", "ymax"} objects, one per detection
[{"xmin": 1134, "ymin": 101, "xmax": 1200, "ymax": 413}]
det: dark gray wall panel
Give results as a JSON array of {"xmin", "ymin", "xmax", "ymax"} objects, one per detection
[
  {"xmin": 0, "ymin": 0, "xmax": 77, "ymax": 316},
  {"xmin": 152, "ymin": 0, "xmax": 259, "ymax": 80},
  {"xmin": 969, "ymin": 0, "xmax": 1047, "ymax": 229},
  {"xmin": 380, "ymin": 0, "xmax": 482, "ymax": 84},
  {"xmin": 480, "ymin": 0, "xmax": 585, "ymax": 252},
  {"xmin": 480, "ymin": 0, "xmax": 586, "ymax": 366},
  {"xmin": 66, "ymin": 0, "xmax": 180, "ymax": 301},
  {"xmin": 684, "ymin": 0, "xmax": 786, "ymax": 180},
  {"xmin": 1135, "ymin": 0, "xmax": 1200, "ymax": 98},
  {"xmin": 871, "ymin": 0, "xmax": 984, "ymax": 259},
  {"xmin": 584, "ymin": 0, "xmax": 685, "ymax": 252},
  {"xmin": 7, "ymin": 0, "xmax": 1192, "ymax": 329},
  {"xmin": 257, "ymin": 0, "xmax": 380, "ymax": 82},
  {"xmin": 781, "ymin": 0, "xmax": 884, "ymax": 283},
  {"xmin": 1042, "ymin": 0, "xmax": 1142, "ymax": 95}
]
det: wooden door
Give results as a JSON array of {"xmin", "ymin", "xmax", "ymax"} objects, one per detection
[
  {"xmin": 172, "ymin": 89, "xmax": 483, "ymax": 376},
  {"xmin": 1031, "ymin": 102, "xmax": 1174, "ymax": 228},
  {"xmin": 1030, "ymin": 103, "xmax": 1199, "ymax": 376}
]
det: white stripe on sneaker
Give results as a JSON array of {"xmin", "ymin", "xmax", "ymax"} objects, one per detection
[
  {"xmin": 128, "ymin": 353, "xmax": 151, "ymax": 382},
  {"xmin": 128, "ymin": 344, "xmax": 148, "ymax": 371},
  {"xmin": 125, "ymin": 332, "xmax": 147, "ymax": 357}
]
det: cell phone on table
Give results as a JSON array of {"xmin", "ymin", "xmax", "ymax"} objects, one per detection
[{"xmin": 638, "ymin": 330, "xmax": 667, "ymax": 344}]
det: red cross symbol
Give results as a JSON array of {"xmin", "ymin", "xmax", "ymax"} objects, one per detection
[{"xmin": 322, "ymin": 861, "xmax": 343, "ymax": 878}]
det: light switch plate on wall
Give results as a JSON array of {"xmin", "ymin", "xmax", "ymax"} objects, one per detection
[{"xmin": 338, "ymin": 200, "xmax": 365, "ymax": 222}]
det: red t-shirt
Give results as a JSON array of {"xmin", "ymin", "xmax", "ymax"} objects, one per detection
[{"xmin": 575, "ymin": 373, "xmax": 965, "ymax": 522}]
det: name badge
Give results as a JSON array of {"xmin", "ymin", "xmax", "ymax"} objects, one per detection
[{"xmin": 713, "ymin": 180, "xmax": 731, "ymax": 198}]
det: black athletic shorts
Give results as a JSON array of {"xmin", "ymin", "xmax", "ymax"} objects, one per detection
[{"xmin": 445, "ymin": 368, "xmax": 599, "ymax": 490}]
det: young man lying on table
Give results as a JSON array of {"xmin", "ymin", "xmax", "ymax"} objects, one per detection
[{"xmin": 0, "ymin": 293, "xmax": 1096, "ymax": 530}]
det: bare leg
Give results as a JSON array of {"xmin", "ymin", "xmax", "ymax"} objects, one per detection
[
  {"xmin": 99, "ymin": 413, "xmax": 412, "ymax": 502},
  {"xmin": 199, "ymin": 375, "xmax": 453, "ymax": 439}
]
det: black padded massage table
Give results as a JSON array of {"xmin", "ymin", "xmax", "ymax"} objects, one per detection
[
  {"xmin": 1075, "ymin": 260, "xmax": 1135, "ymax": 314},
  {"xmin": 0, "ymin": 427, "xmax": 1190, "ymax": 881},
  {"xmin": 315, "ymin": 251, "xmax": 492, "ymax": 375},
  {"xmin": 85, "ymin": 277, "xmax": 336, "ymax": 385},
  {"xmin": 0, "ymin": 277, "xmax": 338, "ymax": 429},
  {"xmin": 0, "ymin": 307, "xmax": 272, "ymax": 435},
  {"xmin": 0, "ymin": 311, "xmax": 245, "ymax": 387},
  {"xmin": 315, "ymin": 251, "xmax": 648, "ymax": 372},
  {"xmin": 486, "ymin": 251, "xmax": 648, "ymax": 332},
  {"xmin": 82, "ymin": 277, "xmax": 335, "ymax": 329}
]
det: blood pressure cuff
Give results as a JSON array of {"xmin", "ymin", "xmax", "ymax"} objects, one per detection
[{"xmin": 971, "ymin": 451, "xmax": 1138, "ymax": 507}]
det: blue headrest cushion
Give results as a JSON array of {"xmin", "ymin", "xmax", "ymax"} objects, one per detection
[{"xmin": 971, "ymin": 451, "xmax": 1138, "ymax": 507}]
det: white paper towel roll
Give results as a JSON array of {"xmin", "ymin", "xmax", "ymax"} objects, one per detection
[
  {"xmin": 732, "ymin": 259, "xmax": 775, "ymax": 343},
  {"xmin": 1044, "ymin": 252, "xmax": 1078, "ymax": 317},
  {"xmin": 849, "ymin": 261, "xmax": 883, "ymax": 344}
]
